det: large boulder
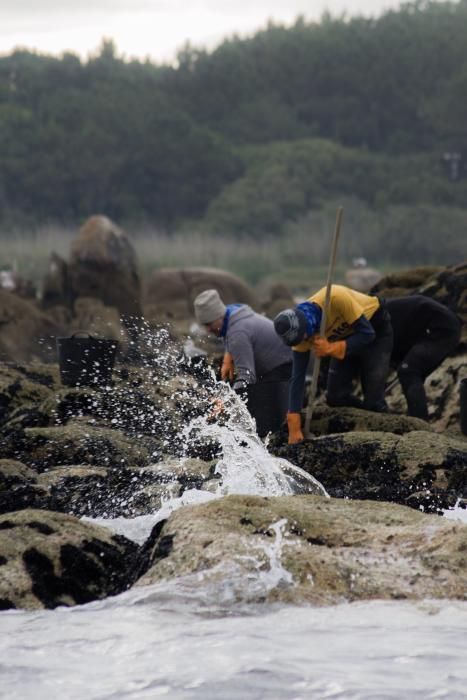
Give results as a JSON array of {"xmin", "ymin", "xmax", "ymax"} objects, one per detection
[
  {"xmin": 371, "ymin": 266, "xmax": 444, "ymax": 297},
  {"xmin": 68, "ymin": 215, "xmax": 142, "ymax": 323},
  {"xmin": 135, "ymin": 494, "xmax": 467, "ymax": 605},
  {"xmin": 271, "ymin": 423, "xmax": 467, "ymax": 511},
  {"xmin": 144, "ymin": 266, "xmax": 260, "ymax": 323},
  {"xmin": 0, "ymin": 508, "xmax": 139, "ymax": 609},
  {"xmin": 0, "ymin": 291, "xmax": 65, "ymax": 363},
  {"xmin": 372, "ymin": 261, "xmax": 467, "ymax": 348}
]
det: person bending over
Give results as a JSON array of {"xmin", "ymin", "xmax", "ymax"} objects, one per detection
[
  {"xmin": 274, "ymin": 284, "xmax": 393, "ymax": 444},
  {"xmin": 386, "ymin": 295, "xmax": 461, "ymax": 420},
  {"xmin": 193, "ymin": 289, "xmax": 292, "ymax": 394}
]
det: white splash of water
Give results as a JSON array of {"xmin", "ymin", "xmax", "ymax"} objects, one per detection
[
  {"xmin": 443, "ymin": 499, "xmax": 467, "ymax": 524},
  {"xmin": 86, "ymin": 489, "xmax": 217, "ymax": 544},
  {"xmin": 243, "ymin": 517, "xmax": 295, "ymax": 592},
  {"xmin": 133, "ymin": 517, "xmax": 296, "ymax": 607},
  {"xmin": 181, "ymin": 383, "xmax": 295, "ymax": 497}
]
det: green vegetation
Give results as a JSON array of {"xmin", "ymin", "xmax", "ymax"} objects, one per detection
[{"xmin": 0, "ymin": 1, "xmax": 466, "ymax": 282}]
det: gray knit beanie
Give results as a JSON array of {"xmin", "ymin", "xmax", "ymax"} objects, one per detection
[{"xmin": 193, "ymin": 289, "xmax": 226, "ymax": 325}]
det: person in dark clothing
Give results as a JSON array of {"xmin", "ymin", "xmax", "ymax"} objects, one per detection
[
  {"xmin": 274, "ymin": 285, "xmax": 393, "ymax": 444},
  {"xmin": 386, "ymin": 295, "xmax": 462, "ymax": 420}
]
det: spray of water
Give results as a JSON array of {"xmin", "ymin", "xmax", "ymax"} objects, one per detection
[
  {"xmin": 180, "ymin": 382, "xmax": 295, "ymax": 497},
  {"xmin": 51, "ymin": 320, "xmax": 328, "ymax": 530}
]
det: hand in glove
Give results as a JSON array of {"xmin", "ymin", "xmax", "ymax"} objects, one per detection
[
  {"xmin": 208, "ymin": 397, "xmax": 226, "ymax": 421},
  {"xmin": 287, "ymin": 412, "xmax": 304, "ymax": 445},
  {"xmin": 221, "ymin": 352, "xmax": 234, "ymax": 382},
  {"xmin": 311, "ymin": 336, "xmax": 346, "ymax": 360}
]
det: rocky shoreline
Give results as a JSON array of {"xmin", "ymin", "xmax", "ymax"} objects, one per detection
[
  {"xmin": 1, "ymin": 244, "xmax": 466, "ymax": 610},
  {"xmin": 0, "ymin": 338, "xmax": 466, "ymax": 610}
]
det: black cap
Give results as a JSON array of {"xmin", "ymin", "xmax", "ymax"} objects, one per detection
[{"xmin": 273, "ymin": 308, "xmax": 307, "ymax": 346}]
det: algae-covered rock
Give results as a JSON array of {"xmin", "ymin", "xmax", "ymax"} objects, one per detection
[
  {"xmin": 0, "ymin": 363, "xmax": 57, "ymax": 427},
  {"xmin": 135, "ymin": 494, "xmax": 467, "ymax": 605},
  {"xmin": 35, "ymin": 458, "xmax": 219, "ymax": 518},
  {"xmin": 10, "ymin": 420, "xmax": 151, "ymax": 472},
  {"xmin": 372, "ymin": 261, "xmax": 467, "ymax": 348},
  {"xmin": 0, "ymin": 508, "xmax": 139, "ymax": 610},
  {"xmin": 271, "ymin": 429, "xmax": 467, "ymax": 511},
  {"xmin": 0, "ymin": 459, "xmax": 49, "ymax": 514},
  {"xmin": 306, "ymin": 405, "xmax": 431, "ymax": 436}
]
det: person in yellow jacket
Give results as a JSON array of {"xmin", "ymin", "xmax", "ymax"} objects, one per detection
[{"xmin": 274, "ymin": 285, "xmax": 393, "ymax": 444}]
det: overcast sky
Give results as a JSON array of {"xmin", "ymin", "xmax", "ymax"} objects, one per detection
[{"xmin": 0, "ymin": 0, "xmax": 409, "ymax": 64}]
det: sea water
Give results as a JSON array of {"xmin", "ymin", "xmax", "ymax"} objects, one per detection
[{"xmin": 1, "ymin": 372, "xmax": 466, "ymax": 699}]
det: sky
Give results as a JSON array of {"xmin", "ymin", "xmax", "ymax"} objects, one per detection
[{"xmin": 0, "ymin": 0, "xmax": 407, "ymax": 64}]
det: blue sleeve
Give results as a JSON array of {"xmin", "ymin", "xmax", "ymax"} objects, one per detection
[
  {"xmin": 288, "ymin": 350, "xmax": 310, "ymax": 412},
  {"xmin": 345, "ymin": 315, "xmax": 376, "ymax": 356}
]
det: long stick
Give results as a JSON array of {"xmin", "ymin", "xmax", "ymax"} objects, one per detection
[{"xmin": 304, "ymin": 206, "xmax": 343, "ymax": 437}]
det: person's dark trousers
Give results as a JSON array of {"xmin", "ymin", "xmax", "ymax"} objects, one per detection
[
  {"xmin": 258, "ymin": 362, "xmax": 292, "ymax": 383},
  {"xmin": 397, "ymin": 325, "xmax": 461, "ymax": 419},
  {"xmin": 247, "ymin": 362, "xmax": 292, "ymax": 437},
  {"xmin": 326, "ymin": 307, "xmax": 393, "ymax": 412}
]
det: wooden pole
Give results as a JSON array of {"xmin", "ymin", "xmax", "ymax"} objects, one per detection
[{"xmin": 303, "ymin": 207, "xmax": 343, "ymax": 437}]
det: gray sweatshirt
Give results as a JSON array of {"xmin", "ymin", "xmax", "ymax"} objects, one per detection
[{"xmin": 224, "ymin": 306, "xmax": 292, "ymax": 385}]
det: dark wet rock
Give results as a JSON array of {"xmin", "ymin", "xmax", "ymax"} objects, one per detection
[
  {"xmin": 306, "ymin": 405, "xmax": 431, "ymax": 437},
  {"xmin": 0, "ymin": 459, "xmax": 49, "ymax": 515},
  {"xmin": 136, "ymin": 494, "xmax": 467, "ymax": 605},
  {"xmin": 7, "ymin": 420, "xmax": 151, "ymax": 473},
  {"xmin": 0, "ymin": 508, "xmax": 139, "ymax": 609},
  {"xmin": 38, "ymin": 466, "xmax": 110, "ymax": 516},
  {"xmin": 371, "ymin": 266, "xmax": 444, "ymax": 296},
  {"xmin": 0, "ymin": 459, "xmax": 38, "ymax": 487},
  {"xmin": 35, "ymin": 458, "xmax": 219, "ymax": 518},
  {"xmin": 270, "ymin": 428, "xmax": 467, "ymax": 512},
  {"xmin": 0, "ymin": 363, "xmax": 56, "ymax": 426},
  {"xmin": 372, "ymin": 261, "xmax": 467, "ymax": 349}
]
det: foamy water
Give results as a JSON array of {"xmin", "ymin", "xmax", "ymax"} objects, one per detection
[{"xmin": 1, "ymin": 593, "xmax": 466, "ymax": 700}]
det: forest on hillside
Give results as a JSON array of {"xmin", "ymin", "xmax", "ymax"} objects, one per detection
[{"xmin": 0, "ymin": 0, "xmax": 466, "ymax": 266}]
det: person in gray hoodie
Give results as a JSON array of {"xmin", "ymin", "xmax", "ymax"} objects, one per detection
[
  {"xmin": 194, "ymin": 288, "xmax": 292, "ymax": 437},
  {"xmin": 193, "ymin": 289, "xmax": 292, "ymax": 395}
]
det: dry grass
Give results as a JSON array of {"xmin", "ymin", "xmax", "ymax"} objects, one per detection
[{"xmin": 0, "ymin": 221, "xmax": 413, "ymax": 295}]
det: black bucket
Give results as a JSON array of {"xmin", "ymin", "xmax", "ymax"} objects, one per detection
[
  {"xmin": 57, "ymin": 332, "xmax": 119, "ymax": 387},
  {"xmin": 247, "ymin": 381, "xmax": 289, "ymax": 438},
  {"xmin": 460, "ymin": 377, "xmax": 467, "ymax": 436}
]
